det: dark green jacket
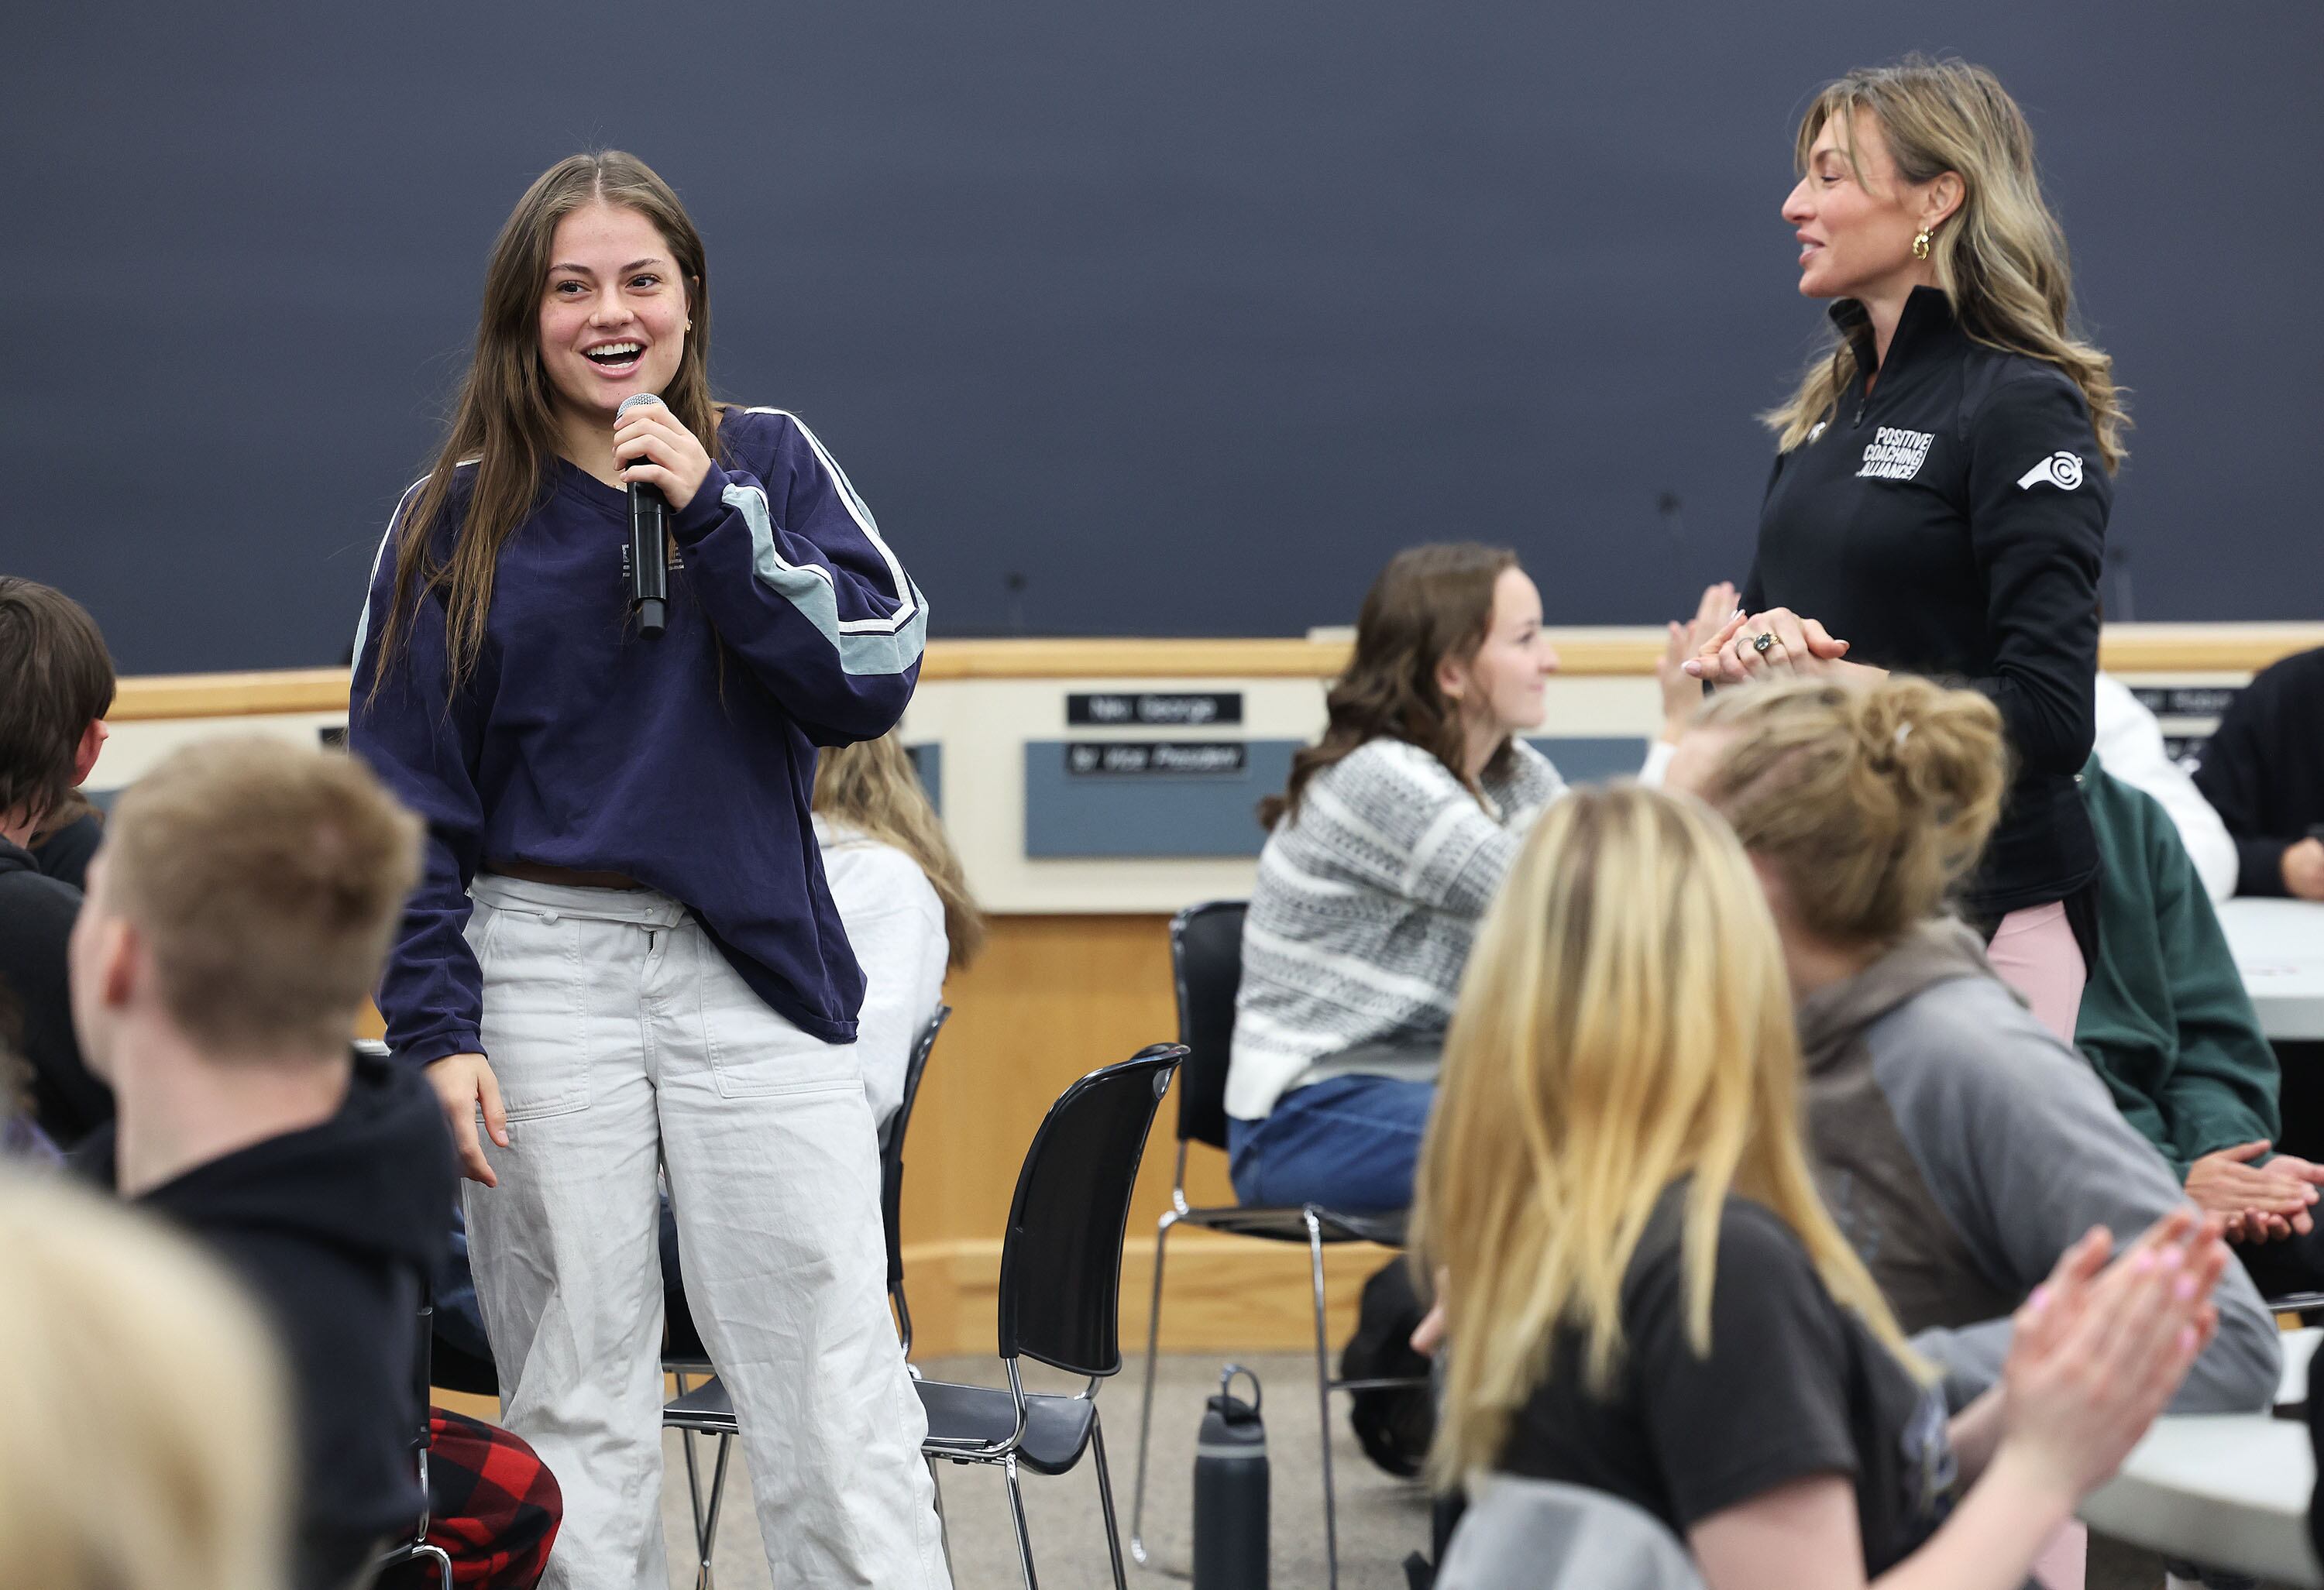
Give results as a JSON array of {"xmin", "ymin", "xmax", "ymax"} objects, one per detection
[{"xmin": 2075, "ymin": 757, "xmax": 2280, "ymax": 1177}]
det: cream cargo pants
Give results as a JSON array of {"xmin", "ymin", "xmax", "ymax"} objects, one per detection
[{"xmin": 462, "ymin": 874, "xmax": 949, "ymax": 1590}]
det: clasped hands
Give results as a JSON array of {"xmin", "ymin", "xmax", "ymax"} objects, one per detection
[
  {"xmin": 1679, "ymin": 603, "xmax": 1884, "ymax": 687},
  {"xmin": 2182, "ymin": 1138, "xmax": 2324, "ymax": 1243}
]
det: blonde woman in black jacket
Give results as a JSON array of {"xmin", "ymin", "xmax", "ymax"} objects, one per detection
[{"xmin": 1689, "ymin": 57, "xmax": 2123, "ymax": 1042}]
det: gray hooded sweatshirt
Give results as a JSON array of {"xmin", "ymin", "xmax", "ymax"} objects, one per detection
[{"xmin": 1796, "ymin": 919, "xmax": 2279, "ymax": 1413}]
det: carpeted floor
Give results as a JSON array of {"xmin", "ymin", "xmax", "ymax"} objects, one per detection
[
  {"xmin": 660, "ymin": 1351, "xmax": 1435, "ymax": 1588},
  {"xmin": 653, "ymin": 1355, "xmax": 2290, "ymax": 1589}
]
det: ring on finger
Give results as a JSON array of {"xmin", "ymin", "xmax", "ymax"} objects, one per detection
[{"xmin": 1752, "ymin": 632, "xmax": 1777, "ymax": 655}]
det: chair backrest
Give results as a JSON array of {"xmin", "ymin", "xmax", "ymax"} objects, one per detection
[
  {"xmin": 409, "ymin": 1289, "xmax": 435, "ymax": 1454},
  {"xmin": 881, "ymin": 1004, "xmax": 951, "ymax": 1290},
  {"xmin": 1433, "ymin": 1477, "xmax": 1706, "ymax": 1590},
  {"xmin": 995, "ymin": 1044, "xmax": 1187, "ymax": 1375},
  {"xmin": 1169, "ymin": 901, "xmax": 1247, "ymax": 1150}
]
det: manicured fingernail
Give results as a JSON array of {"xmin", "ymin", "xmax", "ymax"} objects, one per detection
[
  {"xmin": 2174, "ymin": 1273, "xmax": 2197, "ymax": 1300},
  {"xmin": 2159, "ymin": 1245, "xmax": 2184, "ymax": 1270},
  {"xmin": 2028, "ymin": 1285, "xmax": 2051, "ymax": 1314},
  {"xmin": 2178, "ymin": 1325, "xmax": 2198, "ymax": 1354},
  {"xmin": 2133, "ymin": 1250, "xmax": 2156, "ymax": 1272}
]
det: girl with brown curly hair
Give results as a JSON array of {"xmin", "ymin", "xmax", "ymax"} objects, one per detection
[{"xmin": 1226, "ymin": 543, "xmax": 1561, "ymax": 1213}]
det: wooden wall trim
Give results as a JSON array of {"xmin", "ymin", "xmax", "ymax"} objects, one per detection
[
  {"xmin": 896, "ymin": 1232, "xmax": 1395, "ymax": 1361},
  {"xmin": 2095, "ymin": 622, "xmax": 2324, "ymax": 673},
  {"xmin": 913, "ymin": 630, "xmax": 1667, "ymax": 679},
  {"xmin": 106, "ymin": 623, "xmax": 2324, "ymax": 719},
  {"xmin": 425, "ymin": 1232, "xmax": 1389, "ymax": 1403},
  {"xmin": 112, "ymin": 667, "xmax": 351, "ymax": 721}
]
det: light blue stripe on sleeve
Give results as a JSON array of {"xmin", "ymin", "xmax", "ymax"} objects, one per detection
[{"xmin": 725, "ymin": 482, "xmax": 929, "ymax": 678}]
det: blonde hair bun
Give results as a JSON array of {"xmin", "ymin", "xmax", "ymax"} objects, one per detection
[{"xmin": 1697, "ymin": 676, "xmax": 2006, "ymax": 943}]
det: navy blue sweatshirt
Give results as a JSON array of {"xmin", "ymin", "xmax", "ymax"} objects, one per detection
[
  {"xmin": 350, "ymin": 407, "xmax": 927, "ymax": 1064},
  {"xmin": 1747, "ymin": 288, "xmax": 2111, "ymax": 918}
]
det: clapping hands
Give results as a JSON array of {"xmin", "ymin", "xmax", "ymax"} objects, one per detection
[{"xmin": 1992, "ymin": 1207, "xmax": 2228, "ymax": 1503}]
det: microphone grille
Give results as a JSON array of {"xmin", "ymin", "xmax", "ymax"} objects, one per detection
[{"xmin": 615, "ymin": 393, "xmax": 666, "ymax": 419}]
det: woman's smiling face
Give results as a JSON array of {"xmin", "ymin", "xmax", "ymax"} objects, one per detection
[
  {"xmin": 538, "ymin": 201, "xmax": 690, "ymax": 422},
  {"xmin": 1781, "ymin": 108, "xmax": 1931, "ymax": 303}
]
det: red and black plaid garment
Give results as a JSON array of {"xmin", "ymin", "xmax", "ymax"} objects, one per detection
[{"xmin": 379, "ymin": 1410, "xmax": 562, "ymax": 1588}]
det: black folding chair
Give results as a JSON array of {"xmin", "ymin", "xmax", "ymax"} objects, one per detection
[
  {"xmin": 662, "ymin": 1005, "xmax": 953, "ymax": 1589},
  {"xmin": 885, "ymin": 1004, "xmax": 953, "ymax": 1360},
  {"xmin": 1129, "ymin": 901, "xmax": 1418, "ymax": 1590},
  {"xmin": 665, "ymin": 1042, "xmax": 1187, "ymax": 1590},
  {"xmin": 374, "ymin": 1292, "xmax": 455, "ymax": 1590}
]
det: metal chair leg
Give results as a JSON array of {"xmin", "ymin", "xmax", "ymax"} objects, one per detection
[
  {"xmin": 927, "ymin": 1454, "xmax": 956, "ymax": 1582},
  {"xmin": 675, "ymin": 1370, "xmax": 711, "ymax": 1580},
  {"xmin": 1306, "ymin": 1208, "xmax": 1340, "ymax": 1590},
  {"xmin": 693, "ymin": 1432, "xmax": 734, "ymax": 1590},
  {"xmin": 1004, "ymin": 1453, "xmax": 1041, "ymax": 1590},
  {"xmin": 1129, "ymin": 1207, "xmax": 1179, "ymax": 1568},
  {"xmin": 1091, "ymin": 1410, "xmax": 1131, "ymax": 1590}
]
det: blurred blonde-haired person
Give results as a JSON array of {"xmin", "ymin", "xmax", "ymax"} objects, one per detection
[
  {"xmin": 1415, "ymin": 785, "xmax": 2226, "ymax": 1589},
  {"xmin": 811, "ymin": 732, "xmax": 983, "ymax": 1135},
  {"xmin": 0, "ymin": 1171, "xmax": 290, "ymax": 1590},
  {"xmin": 1689, "ymin": 57, "xmax": 2127, "ymax": 1040},
  {"xmin": 1663, "ymin": 677, "xmax": 2281, "ymax": 1425}
]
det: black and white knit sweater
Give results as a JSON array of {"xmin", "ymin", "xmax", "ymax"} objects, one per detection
[{"xmin": 1226, "ymin": 737, "xmax": 1565, "ymax": 1121}]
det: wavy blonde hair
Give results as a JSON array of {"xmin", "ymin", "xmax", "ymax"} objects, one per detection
[
  {"xmin": 1690, "ymin": 676, "xmax": 2007, "ymax": 946},
  {"xmin": 1413, "ymin": 785, "xmax": 1917, "ymax": 1486},
  {"xmin": 813, "ymin": 733, "xmax": 985, "ymax": 969},
  {"xmin": 1763, "ymin": 56, "xmax": 2128, "ymax": 471},
  {"xmin": 0, "ymin": 1173, "xmax": 290, "ymax": 1590}
]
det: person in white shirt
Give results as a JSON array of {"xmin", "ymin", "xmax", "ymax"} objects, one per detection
[
  {"xmin": 2091, "ymin": 674, "xmax": 2236, "ymax": 903},
  {"xmin": 812, "ymin": 732, "xmax": 984, "ymax": 1134}
]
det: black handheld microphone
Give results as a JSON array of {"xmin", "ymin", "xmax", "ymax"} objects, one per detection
[{"xmin": 616, "ymin": 392, "xmax": 669, "ymax": 637}]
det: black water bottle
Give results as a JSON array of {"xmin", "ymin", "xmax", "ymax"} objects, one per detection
[{"xmin": 1193, "ymin": 1363, "xmax": 1269, "ymax": 1589}]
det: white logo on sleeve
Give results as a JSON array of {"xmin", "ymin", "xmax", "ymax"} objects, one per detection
[
  {"xmin": 1857, "ymin": 426, "xmax": 1934, "ymax": 481},
  {"xmin": 2016, "ymin": 452, "xmax": 2085, "ymax": 491}
]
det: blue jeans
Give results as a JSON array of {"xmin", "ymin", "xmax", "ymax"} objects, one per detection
[{"xmin": 1226, "ymin": 1075, "xmax": 1436, "ymax": 1213}]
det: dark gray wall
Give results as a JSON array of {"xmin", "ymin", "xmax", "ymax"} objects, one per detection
[{"xmin": 7, "ymin": 2, "xmax": 2319, "ymax": 673}]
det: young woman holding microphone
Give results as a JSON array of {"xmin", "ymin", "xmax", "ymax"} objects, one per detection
[
  {"xmin": 1690, "ymin": 57, "xmax": 2124, "ymax": 1040},
  {"xmin": 352, "ymin": 153, "xmax": 946, "ymax": 1589}
]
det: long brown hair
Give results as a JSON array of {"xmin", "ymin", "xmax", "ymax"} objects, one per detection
[
  {"xmin": 1415, "ymin": 786, "xmax": 1920, "ymax": 1485},
  {"xmin": 1260, "ymin": 543, "xmax": 1517, "ymax": 829},
  {"xmin": 813, "ymin": 734, "xmax": 985, "ymax": 970},
  {"xmin": 366, "ymin": 151, "xmax": 724, "ymax": 701},
  {"xmin": 1690, "ymin": 677, "xmax": 2007, "ymax": 946},
  {"xmin": 1763, "ymin": 56, "xmax": 2129, "ymax": 470}
]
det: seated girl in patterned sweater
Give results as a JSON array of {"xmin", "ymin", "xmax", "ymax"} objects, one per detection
[{"xmin": 1226, "ymin": 543, "xmax": 1564, "ymax": 1213}]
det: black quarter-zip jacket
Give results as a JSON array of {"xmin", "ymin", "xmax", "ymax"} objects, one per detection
[{"xmin": 1745, "ymin": 287, "xmax": 2112, "ymax": 918}]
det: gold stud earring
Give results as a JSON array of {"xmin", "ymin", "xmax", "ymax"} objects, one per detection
[{"xmin": 1912, "ymin": 229, "xmax": 1933, "ymax": 261}]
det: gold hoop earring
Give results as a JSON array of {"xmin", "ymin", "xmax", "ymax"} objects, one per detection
[{"xmin": 1912, "ymin": 229, "xmax": 1933, "ymax": 261}]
